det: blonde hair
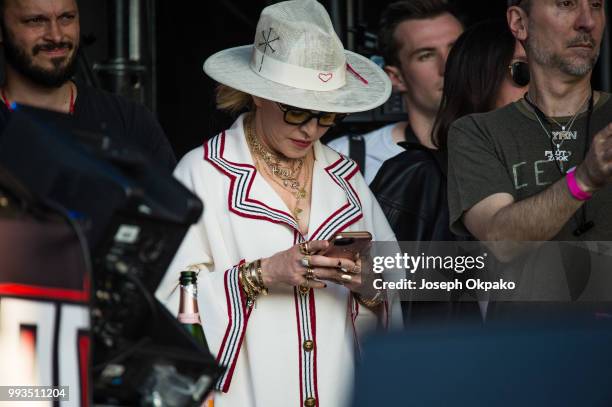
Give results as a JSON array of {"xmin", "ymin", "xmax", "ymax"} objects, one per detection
[{"xmin": 215, "ymin": 85, "xmax": 254, "ymax": 115}]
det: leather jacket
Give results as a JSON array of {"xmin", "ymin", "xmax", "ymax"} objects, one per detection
[{"xmin": 369, "ymin": 128, "xmax": 456, "ymax": 242}]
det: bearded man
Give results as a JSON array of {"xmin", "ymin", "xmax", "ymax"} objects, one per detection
[
  {"xmin": 0, "ymin": 0, "xmax": 175, "ymax": 169},
  {"xmin": 447, "ymin": 0, "xmax": 612, "ymax": 251}
]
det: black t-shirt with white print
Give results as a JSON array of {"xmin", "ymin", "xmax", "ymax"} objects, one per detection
[{"xmin": 447, "ymin": 92, "xmax": 612, "ymax": 240}]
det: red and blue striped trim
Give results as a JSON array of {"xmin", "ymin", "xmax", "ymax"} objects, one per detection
[
  {"xmin": 204, "ymin": 132, "xmax": 363, "ymax": 239},
  {"xmin": 294, "ymin": 234, "xmax": 320, "ymax": 406},
  {"xmin": 204, "ymin": 132, "xmax": 299, "ymax": 231},
  {"xmin": 310, "ymin": 157, "xmax": 362, "ymax": 240},
  {"xmin": 215, "ymin": 262, "xmax": 252, "ymax": 392}
]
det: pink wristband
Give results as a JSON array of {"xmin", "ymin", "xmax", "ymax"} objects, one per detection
[{"xmin": 566, "ymin": 167, "xmax": 592, "ymax": 201}]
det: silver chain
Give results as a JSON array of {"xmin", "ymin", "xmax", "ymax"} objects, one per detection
[
  {"xmin": 527, "ymin": 93, "xmax": 590, "ymax": 172},
  {"xmin": 527, "ymin": 92, "xmax": 588, "ymax": 132}
]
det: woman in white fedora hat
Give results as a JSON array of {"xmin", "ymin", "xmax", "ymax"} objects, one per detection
[{"xmin": 157, "ymin": 0, "xmax": 398, "ymax": 405}]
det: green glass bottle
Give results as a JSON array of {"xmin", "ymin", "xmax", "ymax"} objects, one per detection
[{"xmin": 178, "ymin": 271, "xmax": 206, "ymax": 345}]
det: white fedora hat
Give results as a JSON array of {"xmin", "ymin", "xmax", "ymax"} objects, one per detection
[{"xmin": 203, "ymin": 0, "xmax": 391, "ymax": 114}]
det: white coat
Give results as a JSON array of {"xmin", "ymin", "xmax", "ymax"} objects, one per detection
[{"xmin": 156, "ymin": 115, "xmax": 399, "ymax": 407}]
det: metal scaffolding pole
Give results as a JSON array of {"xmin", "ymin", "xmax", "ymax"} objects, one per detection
[{"xmin": 94, "ymin": 0, "xmax": 153, "ymax": 108}]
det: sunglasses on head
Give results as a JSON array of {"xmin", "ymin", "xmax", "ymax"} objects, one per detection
[
  {"xmin": 277, "ymin": 103, "xmax": 347, "ymax": 127},
  {"xmin": 508, "ymin": 61, "xmax": 530, "ymax": 87}
]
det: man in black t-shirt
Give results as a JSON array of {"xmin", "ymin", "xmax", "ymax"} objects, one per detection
[
  {"xmin": 0, "ymin": 0, "xmax": 175, "ymax": 170},
  {"xmin": 448, "ymin": 0, "xmax": 612, "ymax": 249},
  {"xmin": 0, "ymin": 2, "xmax": 174, "ymax": 404}
]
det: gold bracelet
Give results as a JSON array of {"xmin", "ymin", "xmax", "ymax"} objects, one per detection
[
  {"xmin": 239, "ymin": 264, "xmax": 253, "ymax": 296},
  {"xmin": 238, "ymin": 264, "xmax": 249, "ymax": 296},
  {"xmin": 244, "ymin": 265, "xmax": 261, "ymax": 295},
  {"xmin": 238, "ymin": 260, "xmax": 270, "ymax": 307},
  {"xmin": 245, "ymin": 260, "xmax": 267, "ymax": 294},
  {"xmin": 253, "ymin": 259, "xmax": 268, "ymax": 295},
  {"xmin": 239, "ymin": 263, "xmax": 259, "ymax": 305},
  {"xmin": 355, "ymin": 290, "xmax": 384, "ymax": 308}
]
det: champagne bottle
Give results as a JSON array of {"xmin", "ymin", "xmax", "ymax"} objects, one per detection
[
  {"xmin": 178, "ymin": 271, "xmax": 206, "ymax": 345},
  {"xmin": 178, "ymin": 271, "xmax": 215, "ymax": 407}
]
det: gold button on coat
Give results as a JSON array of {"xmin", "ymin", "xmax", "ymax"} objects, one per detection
[
  {"xmin": 303, "ymin": 340, "xmax": 314, "ymax": 352},
  {"xmin": 304, "ymin": 397, "xmax": 316, "ymax": 407}
]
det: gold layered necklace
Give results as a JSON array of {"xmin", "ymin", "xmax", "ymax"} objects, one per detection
[{"xmin": 245, "ymin": 116, "xmax": 310, "ymax": 220}]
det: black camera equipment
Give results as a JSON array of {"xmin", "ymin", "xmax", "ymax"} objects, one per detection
[{"xmin": 0, "ymin": 106, "xmax": 221, "ymax": 406}]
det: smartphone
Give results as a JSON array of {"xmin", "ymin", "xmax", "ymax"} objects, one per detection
[{"xmin": 322, "ymin": 231, "xmax": 372, "ymax": 260}]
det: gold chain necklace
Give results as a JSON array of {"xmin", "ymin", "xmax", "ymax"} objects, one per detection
[
  {"xmin": 245, "ymin": 116, "xmax": 310, "ymax": 220},
  {"xmin": 245, "ymin": 117, "xmax": 303, "ymax": 184},
  {"xmin": 256, "ymin": 154, "xmax": 311, "ymax": 220}
]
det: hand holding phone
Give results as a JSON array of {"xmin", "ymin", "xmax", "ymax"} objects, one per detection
[{"xmin": 322, "ymin": 231, "xmax": 372, "ymax": 260}]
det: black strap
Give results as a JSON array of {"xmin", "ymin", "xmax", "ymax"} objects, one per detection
[
  {"xmin": 399, "ymin": 124, "xmax": 448, "ymax": 177},
  {"xmin": 348, "ymin": 134, "xmax": 366, "ymax": 175}
]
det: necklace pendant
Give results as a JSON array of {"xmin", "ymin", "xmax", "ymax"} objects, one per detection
[
  {"xmin": 297, "ymin": 188, "xmax": 306, "ymax": 199},
  {"xmin": 561, "ymin": 126, "xmax": 566, "ymax": 131},
  {"xmin": 546, "ymin": 149, "xmax": 571, "ymax": 163}
]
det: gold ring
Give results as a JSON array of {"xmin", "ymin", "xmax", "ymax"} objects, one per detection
[
  {"xmin": 340, "ymin": 274, "xmax": 352, "ymax": 283},
  {"xmin": 300, "ymin": 255, "xmax": 311, "ymax": 268},
  {"xmin": 304, "ymin": 267, "xmax": 315, "ymax": 280},
  {"xmin": 299, "ymin": 242, "xmax": 310, "ymax": 255},
  {"xmin": 299, "ymin": 280, "xmax": 310, "ymax": 294}
]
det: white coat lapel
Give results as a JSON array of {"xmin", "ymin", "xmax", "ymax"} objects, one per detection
[
  {"xmin": 204, "ymin": 115, "xmax": 299, "ymax": 231},
  {"xmin": 204, "ymin": 116, "xmax": 363, "ymax": 239},
  {"xmin": 307, "ymin": 142, "xmax": 363, "ymax": 241}
]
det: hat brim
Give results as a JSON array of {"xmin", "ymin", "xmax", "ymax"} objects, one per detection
[{"xmin": 203, "ymin": 45, "xmax": 391, "ymax": 114}]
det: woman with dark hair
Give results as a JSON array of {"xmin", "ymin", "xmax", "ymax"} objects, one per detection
[
  {"xmin": 433, "ymin": 19, "xmax": 529, "ymax": 151},
  {"xmin": 370, "ymin": 19, "xmax": 529, "ymax": 243}
]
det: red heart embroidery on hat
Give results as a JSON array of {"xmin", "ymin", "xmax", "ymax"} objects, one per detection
[{"xmin": 318, "ymin": 73, "xmax": 333, "ymax": 82}]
